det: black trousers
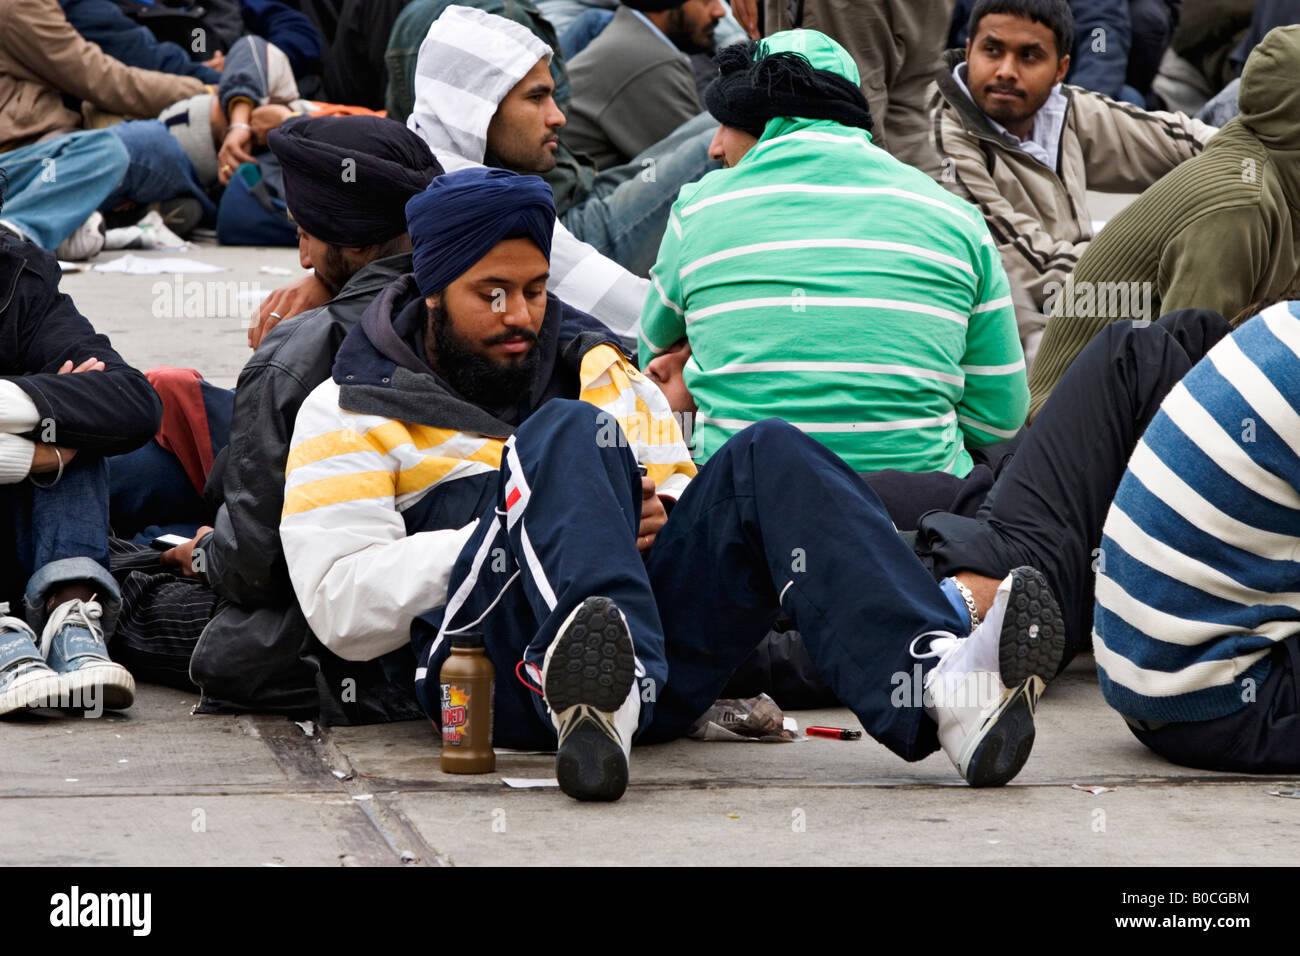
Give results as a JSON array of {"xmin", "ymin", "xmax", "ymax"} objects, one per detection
[
  {"xmin": 915, "ymin": 309, "xmax": 1231, "ymax": 670},
  {"xmin": 1129, "ymin": 635, "xmax": 1300, "ymax": 773}
]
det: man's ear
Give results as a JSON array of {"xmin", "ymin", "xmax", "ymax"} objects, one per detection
[
  {"xmin": 425, "ymin": 293, "xmax": 443, "ymax": 311},
  {"xmin": 1054, "ymin": 53, "xmax": 1070, "ymax": 85}
]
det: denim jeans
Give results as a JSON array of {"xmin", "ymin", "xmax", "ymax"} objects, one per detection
[
  {"xmin": 561, "ymin": 110, "xmax": 719, "ymax": 277},
  {"xmin": 104, "ymin": 120, "xmax": 218, "ymax": 221},
  {"xmin": 0, "ymin": 130, "xmax": 130, "ymax": 249},
  {"xmin": 0, "ymin": 458, "xmax": 121, "ymax": 638},
  {"xmin": 558, "ymin": 7, "xmax": 613, "ymax": 58}
]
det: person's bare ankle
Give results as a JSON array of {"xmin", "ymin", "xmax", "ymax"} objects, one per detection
[
  {"xmin": 954, "ymin": 571, "xmax": 1001, "ymax": 620},
  {"xmin": 45, "ymin": 582, "xmax": 95, "ymax": 614}
]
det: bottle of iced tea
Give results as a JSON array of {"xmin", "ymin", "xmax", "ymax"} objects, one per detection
[{"xmin": 439, "ymin": 633, "xmax": 495, "ymax": 774}]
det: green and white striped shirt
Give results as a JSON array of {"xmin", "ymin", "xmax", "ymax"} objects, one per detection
[{"xmin": 639, "ymin": 110, "xmax": 1028, "ymax": 475}]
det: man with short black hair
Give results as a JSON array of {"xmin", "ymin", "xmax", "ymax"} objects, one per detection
[
  {"xmin": 932, "ymin": 0, "xmax": 1213, "ymax": 363},
  {"xmin": 563, "ymin": 0, "xmax": 725, "ymax": 169}
]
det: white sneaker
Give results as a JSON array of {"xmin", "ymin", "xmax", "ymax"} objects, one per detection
[
  {"xmin": 54, "ymin": 211, "xmax": 105, "ymax": 260},
  {"xmin": 103, "ymin": 210, "xmax": 186, "ymax": 251},
  {"xmin": 542, "ymin": 596, "xmax": 638, "ymax": 801},
  {"xmin": 915, "ymin": 567, "xmax": 1065, "ymax": 787}
]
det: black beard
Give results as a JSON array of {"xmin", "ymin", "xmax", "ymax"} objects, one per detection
[{"xmin": 425, "ymin": 302, "xmax": 540, "ymax": 411}]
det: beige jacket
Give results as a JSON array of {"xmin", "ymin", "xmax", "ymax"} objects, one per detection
[
  {"xmin": 931, "ymin": 50, "xmax": 1215, "ymax": 361},
  {"xmin": 0, "ymin": 0, "xmax": 206, "ymax": 153}
]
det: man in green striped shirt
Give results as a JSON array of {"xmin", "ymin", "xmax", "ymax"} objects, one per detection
[{"xmin": 638, "ymin": 29, "xmax": 1029, "ymax": 476}]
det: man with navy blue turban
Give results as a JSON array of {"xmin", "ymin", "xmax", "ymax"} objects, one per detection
[{"xmin": 280, "ymin": 165, "xmax": 1068, "ymax": 802}]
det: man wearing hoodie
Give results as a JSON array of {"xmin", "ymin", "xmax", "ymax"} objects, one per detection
[
  {"xmin": 407, "ymin": 4, "xmax": 721, "ymax": 340},
  {"xmin": 1027, "ymin": 25, "xmax": 1300, "ymax": 419},
  {"xmin": 283, "ymin": 166, "xmax": 1068, "ymax": 801}
]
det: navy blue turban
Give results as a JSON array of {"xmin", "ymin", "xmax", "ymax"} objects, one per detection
[
  {"xmin": 269, "ymin": 115, "xmax": 442, "ymax": 247},
  {"xmin": 406, "ymin": 167, "xmax": 556, "ymax": 297}
]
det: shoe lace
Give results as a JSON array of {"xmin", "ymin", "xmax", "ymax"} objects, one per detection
[
  {"xmin": 908, "ymin": 629, "xmax": 963, "ymax": 661},
  {"xmin": 515, "ymin": 659, "xmax": 544, "ymax": 696},
  {"xmin": 38, "ymin": 596, "xmax": 103, "ymax": 659},
  {"xmin": 0, "ymin": 602, "xmax": 36, "ymax": 642}
]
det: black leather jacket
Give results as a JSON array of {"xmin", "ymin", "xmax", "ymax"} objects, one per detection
[{"xmin": 189, "ymin": 252, "xmax": 425, "ymax": 724}]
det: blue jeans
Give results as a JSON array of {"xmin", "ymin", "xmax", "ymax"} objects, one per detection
[
  {"xmin": 0, "ymin": 130, "xmax": 129, "ymax": 249},
  {"xmin": 1, "ymin": 459, "xmax": 121, "ymax": 637},
  {"xmin": 558, "ymin": 7, "xmax": 613, "ymax": 58},
  {"xmin": 1198, "ymin": 78, "xmax": 1241, "ymax": 127},
  {"xmin": 562, "ymin": 110, "xmax": 719, "ymax": 277},
  {"xmin": 104, "ymin": 120, "xmax": 218, "ymax": 221}
]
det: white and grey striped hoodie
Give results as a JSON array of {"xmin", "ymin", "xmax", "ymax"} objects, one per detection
[{"xmin": 406, "ymin": 4, "xmax": 648, "ymax": 341}]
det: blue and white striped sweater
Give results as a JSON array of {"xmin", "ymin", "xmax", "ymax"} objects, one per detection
[{"xmin": 1094, "ymin": 302, "xmax": 1300, "ymax": 723}]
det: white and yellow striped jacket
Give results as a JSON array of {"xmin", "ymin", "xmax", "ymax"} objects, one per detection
[{"xmin": 281, "ymin": 310, "xmax": 695, "ymax": 663}]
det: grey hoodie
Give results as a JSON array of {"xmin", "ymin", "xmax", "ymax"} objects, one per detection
[{"xmin": 406, "ymin": 3, "xmax": 650, "ymax": 340}]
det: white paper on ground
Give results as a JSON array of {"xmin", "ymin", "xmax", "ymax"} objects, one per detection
[
  {"xmin": 92, "ymin": 254, "xmax": 225, "ymax": 275},
  {"xmin": 502, "ymin": 777, "xmax": 560, "ymax": 789},
  {"xmin": 58, "ymin": 260, "xmax": 90, "ymax": 273}
]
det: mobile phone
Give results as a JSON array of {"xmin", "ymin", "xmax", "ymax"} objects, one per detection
[{"xmin": 150, "ymin": 533, "xmax": 190, "ymax": 551}]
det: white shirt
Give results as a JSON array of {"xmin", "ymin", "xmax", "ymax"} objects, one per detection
[{"xmin": 954, "ymin": 62, "xmax": 1067, "ymax": 171}]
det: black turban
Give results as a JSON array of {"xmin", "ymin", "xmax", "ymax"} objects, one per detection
[
  {"xmin": 269, "ymin": 115, "xmax": 442, "ymax": 247},
  {"xmin": 704, "ymin": 41, "xmax": 874, "ymax": 138},
  {"xmin": 407, "ymin": 167, "xmax": 555, "ymax": 297}
]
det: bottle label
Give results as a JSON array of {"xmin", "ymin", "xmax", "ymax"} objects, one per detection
[{"xmin": 441, "ymin": 683, "xmax": 469, "ymax": 746}]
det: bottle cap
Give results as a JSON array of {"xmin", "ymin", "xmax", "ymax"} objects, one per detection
[{"xmin": 451, "ymin": 632, "xmax": 485, "ymax": 649}]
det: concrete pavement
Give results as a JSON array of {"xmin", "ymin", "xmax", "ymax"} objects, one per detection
[{"xmin": 4, "ymin": 222, "xmax": 1297, "ymax": 867}]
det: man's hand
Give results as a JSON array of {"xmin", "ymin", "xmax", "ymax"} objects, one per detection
[
  {"xmin": 58, "ymin": 357, "xmax": 105, "ymax": 374},
  {"xmin": 731, "ymin": 0, "xmax": 761, "ymax": 38},
  {"xmin": 161, "ymin": 525, "xmax": 214, "ymax": 579},
  {"xmin": 249, "ymin": 273, "xmax": 333, "ymax": 348},
  {"xmin": 31, "ymin": 443, "xmax": 76, "ymax": 473},
  {"xmin": 218, "ymin": 127, "xmax": 255, "ymax": 185},
  {"xmin": 637, "ymin": 477, "xmax": 667, "ymax": 553},
  {"xmin": 204, "ymin": 50, "xmax": 226, "ymax": 71},
  {"xmin": 28, "ymin": 356, "xmax": 102, "ymax": 473},
  {"xmin": 250, "ymin": 104, "xmax": 294, "ymax": 148},
  {"xmin": 645, "ymin": 340, "xmax": 697, "ymax": 414}
]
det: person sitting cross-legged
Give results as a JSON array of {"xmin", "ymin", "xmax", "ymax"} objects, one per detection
[{"xmin": 0, "ymin": 219, "xmax": 161, "ymax": 715}]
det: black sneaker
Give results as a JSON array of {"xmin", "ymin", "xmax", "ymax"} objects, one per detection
[{"xmin": 541, "ymin": 596, "xmax": 637, "ymax": 802}]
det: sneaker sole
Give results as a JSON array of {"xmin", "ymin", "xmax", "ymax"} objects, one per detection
[
  {"xmin": 997, "ymin": 567, "xmax": 1066, "ymax": 687},
  {"xmin": 61, "ymin": 665, "xmax": 135, "ymax": 712},
  {"xmin": 963, "ymin": 567, "xmax": 1066, "ymax": 787},
  {"xmin": 554, "ymin": 710, "xmax": 630, "ymax": 802},
  {"xmin": 543, "ymin": 596, "xmax": 636, "ymax": 714},
  {"xmin": 545, "ymin": 596, "xmax": 635, "ymax": 802},
  {"xmin": 0, "ymin": 671, "xmax": 66, "ymax": 717}
]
